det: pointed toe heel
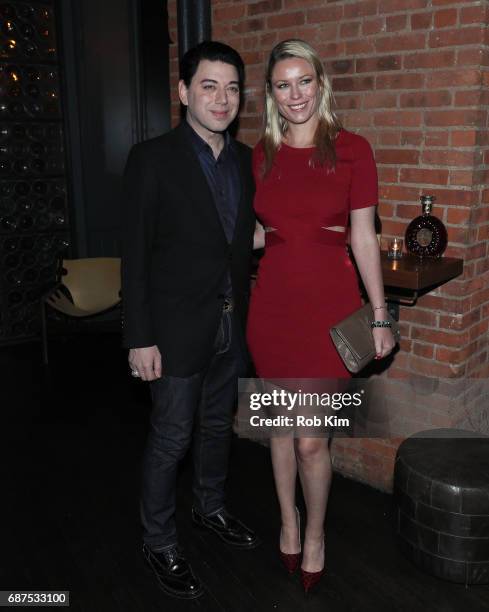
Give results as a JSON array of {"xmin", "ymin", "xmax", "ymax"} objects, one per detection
[
  {"xmin": 301, "ymin": 567, "xmax": 324, "ymax": 594},
  {"xmin": 279, "ymin": 551, "xmax": 301, "ymax": 574}
]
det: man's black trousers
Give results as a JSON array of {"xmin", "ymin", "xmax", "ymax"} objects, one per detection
[{"xmin": 140, "ymin": 309, "xmax": 245, "ymax": 551}]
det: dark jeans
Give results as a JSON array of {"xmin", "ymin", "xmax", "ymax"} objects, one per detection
[{"xmin": 140, "ymin": 310, "xmax": 245, "ymax": 551}]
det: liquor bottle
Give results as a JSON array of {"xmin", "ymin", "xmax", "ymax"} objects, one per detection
[
  {"xmin": 3, "ymin": 237, "xmax": 18, "ymax": 251},
  {"xmin": 28, "ymin": 102, "xmax": 42, "ymax": 116},
  {"xmin": 18, "ymin": 5, "xmax": 34, "ymax": 19},
  {"xmin": 2, "ymin": 18, "xmax": 15, "ymax": 35},
  {"xmin": 39, "ymin": 26, "xmax": 50, "ymax": 38},
  {"xmin": 6, "ymin": 65, "xmax": 20, "ymax": 81},
  {"xmin": 6, "ymin": 269, "xmax": 22, "ymax": 285},
  {"xmin": 19, "ymin": 214, "xmax": 34, "ymax": 230},
  {"xmin": 27, "ymin": 84, "xmax": 40, "ymax": 97},
  {"xmin": 33, "ymin": 180, "xmax": 48, "ymax": 195},
  {"xmin": 0, "ymin": 158, "xmax": 11, "ymax": 175},
  {"xmin": 2, "ymin": 39, "xmax": 17, "ymax": 57},
  {"xmin": 31, "ymin": 158, "xmax": 45, "ymax": 173},
  {"xmin": 1, "ymin": 215, "xmax": 17, "ymax": 231},
  {"xmin": 405, "ymin": 195, "xmax": 448, "ymax": 258},
  {"xmin": 13, "ymin": 158, "xmax": 28, "ymax": 174},
  {"xmin": 36, "ymin": 197, "xmax": 48, "ymax": 210},
  {"xmin": 56, "ymin": 237, "xmax": 70, "ymax": 251},
  {"xmin": 0, "ymin": 182, "xmax": 12, "ymax": 196},
  {"xmin": 18, "ymin": 197, "xmax": 32, "ymax": 211},
  {"xmin": 27, "ymin": 68, "xmax": 41, "ymax": 81},
  {"xmin": 23, "ymin": 42, "xmax": 37, "ymax": 57},
  {"xmin": 19, "ymin": 23, "xmax": 35, "ymax": 39}
]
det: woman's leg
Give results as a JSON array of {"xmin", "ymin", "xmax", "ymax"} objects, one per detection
[
  {"xmin": 295, "ymin": 437, "xmax": 331, "ymax": 571},
  {"xmin": 270, "ymin": 435, "xmax": 300, "ymax": 553}
]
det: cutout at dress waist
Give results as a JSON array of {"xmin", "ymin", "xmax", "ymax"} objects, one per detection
[{"xmin": 265, "ymin": 226, "xmax": 347, "ymax": 248}]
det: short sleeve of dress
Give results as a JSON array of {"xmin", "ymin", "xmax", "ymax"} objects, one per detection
[{"xmin": 349, "ymin": 136, "xmax": 378, "ymax": 211}]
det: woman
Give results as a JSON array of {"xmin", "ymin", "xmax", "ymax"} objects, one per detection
[{"xmin": 247, "ymin": 40, "xmax": 395, "ymax": 593}]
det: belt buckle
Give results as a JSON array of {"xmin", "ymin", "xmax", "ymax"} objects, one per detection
[{"xmin": 223, "ymin": 298, "xmax": 233, "ymax": 313}]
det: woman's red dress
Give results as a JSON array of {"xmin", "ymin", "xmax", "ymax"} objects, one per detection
[{"xmin": 246, "ymin": 129, "xmax": 378, "ymax": 379}]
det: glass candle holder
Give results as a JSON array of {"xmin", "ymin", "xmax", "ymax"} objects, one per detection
[{"xmin": 388, "ymin": 237, "xmax": 403, "ymax": 259}]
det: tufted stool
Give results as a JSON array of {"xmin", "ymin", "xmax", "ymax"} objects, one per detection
[{"xmin": 394, "ymin": 428, "xmax": 489, "ymax": 585}]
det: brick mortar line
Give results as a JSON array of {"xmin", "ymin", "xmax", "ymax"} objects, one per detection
[
  {"xmin": 376, "ymin": 146, "xmax": 484, "ymax": 149},
  {"xmin": 337, "ymin": 68, "xmax": 485, "ymax": 73},
  {"xmin": 378, "ymin": 164, "xmax": 479, "ymax": 169}
]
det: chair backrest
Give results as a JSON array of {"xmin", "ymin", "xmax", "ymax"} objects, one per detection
[{"xmin": 61, "ymin": 258, "xmax": 121, "ymax": 313}]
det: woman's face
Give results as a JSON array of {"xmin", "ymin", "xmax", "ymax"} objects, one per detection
[{"xmin": 270, "ymin": 57, "xmax": 319, "ymax": 127}]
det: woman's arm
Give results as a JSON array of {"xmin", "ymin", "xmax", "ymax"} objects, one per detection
[
  {"xmin": 254, "ymin": 220, "xmax": 265, "ymax": 250},
  {"xmin": 350, "ymin": 206, "xmax": 396, "ymax": 359}
]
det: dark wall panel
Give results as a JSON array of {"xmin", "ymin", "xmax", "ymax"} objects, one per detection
[
  {"xmin": 141, "ymin": 0, "xmax": 171, "ymax": 140},
  {"xmin": 60, "ymin": 0, "xmax": 170, "ymax": 257}
]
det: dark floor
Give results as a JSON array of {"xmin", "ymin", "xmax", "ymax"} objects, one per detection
[{"xmin": 1, "ymin": 332, "xmax": 489, "ymax": 612}]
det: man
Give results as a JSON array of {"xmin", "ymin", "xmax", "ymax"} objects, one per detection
[{"xmin": 121, "ymin": 41, "xmax": 258, "ymax": 599}]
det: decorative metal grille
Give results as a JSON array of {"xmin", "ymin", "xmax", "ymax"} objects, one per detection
[{"xmin": 0, "ymin": 1, "xmax": 69, "ymax": 343}]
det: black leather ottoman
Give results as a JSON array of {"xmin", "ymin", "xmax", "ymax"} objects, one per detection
[{"xmin": 394, "ymin": 428, "xmax": 489, "ymax": 585}]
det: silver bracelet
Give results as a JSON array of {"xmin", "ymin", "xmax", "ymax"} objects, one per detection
[{"xmin": 371, "ymin": 320, "xmax": 392, "ymax": 328}]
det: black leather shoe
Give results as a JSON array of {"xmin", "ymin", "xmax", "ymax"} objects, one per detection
[
  {"xmin": 192, "ymin": 508, "xmax": 260, "ymax": 549},
  {"xmin": 142, "ymin": 544, "xmax": 204, "ymax": 599}
]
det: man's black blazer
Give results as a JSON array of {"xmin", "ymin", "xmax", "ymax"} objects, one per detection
[{"xmin": 121, "ymin": 123, "xmax": 255, "ymax": 377}]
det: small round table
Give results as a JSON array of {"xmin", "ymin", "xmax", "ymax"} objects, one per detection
[{"xmin": 394, "ymin": 428, "xmax": 489, "ymax": 585}]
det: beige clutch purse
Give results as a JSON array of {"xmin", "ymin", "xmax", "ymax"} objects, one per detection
[{"xmin": 329, "ymin": 303, "xmax": 400, "ymax": 374}]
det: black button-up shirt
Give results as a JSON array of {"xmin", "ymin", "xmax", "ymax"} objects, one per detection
[{"xmin": 184, "ymin": 121, "xmax": 241, "ymax": 298}]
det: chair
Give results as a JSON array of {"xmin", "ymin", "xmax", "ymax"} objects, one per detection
[{"xmin": 40, "ymin": 257, "xmax": 121, "ymax": 364}]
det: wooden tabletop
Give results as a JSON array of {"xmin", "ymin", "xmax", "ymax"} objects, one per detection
[{"xmin": 381, "ymin": 251, "xmax": 463, "ymax": 290}]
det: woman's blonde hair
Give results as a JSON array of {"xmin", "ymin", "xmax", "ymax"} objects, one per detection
[{"xmin": 261, "ymin": 39, "xmax": 342, "ymax": 177}]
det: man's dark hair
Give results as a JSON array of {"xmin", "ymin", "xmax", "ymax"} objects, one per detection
[{"xmin": 180, "ymin": 41, "xmax": 245, "ymax": 90}]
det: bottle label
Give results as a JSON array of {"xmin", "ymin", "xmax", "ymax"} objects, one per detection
[{"xmin": 416, "ymin": 228, "xmax": 433, "ymax": 247}]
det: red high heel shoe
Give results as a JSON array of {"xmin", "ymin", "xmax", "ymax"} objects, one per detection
[
  {"xmin": 300, "ymin": 567, "xmax": 324, "ymax": 594},
  {"xmin": 279, "ymin": 550, "xmax": 301, "ymax": 574},
  {"xmin": 301, "ymin": 537, "xmax": 325, "ymax": 593},
  {"xmin": 279, "ymin": 507, "xmax": 301, "ymax": 574}
]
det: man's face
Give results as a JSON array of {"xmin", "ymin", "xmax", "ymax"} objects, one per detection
[{"xmin": 179, "ymin": 60, "xmax": 240, "ymax": 138}]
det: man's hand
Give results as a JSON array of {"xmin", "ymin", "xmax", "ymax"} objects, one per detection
[{"xmin": 128, "ymin": 346, "xmax": 162, "ymax": 381}]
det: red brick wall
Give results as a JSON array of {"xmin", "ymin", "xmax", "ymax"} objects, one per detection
[{"xmin": 167, "ymin": 1, "xmax": 489, "ymax": 491}]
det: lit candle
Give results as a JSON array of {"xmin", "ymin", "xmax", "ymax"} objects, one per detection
[{"xmin": 388, "ymin": 237, "xmax": 403, "ymax": 259}]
